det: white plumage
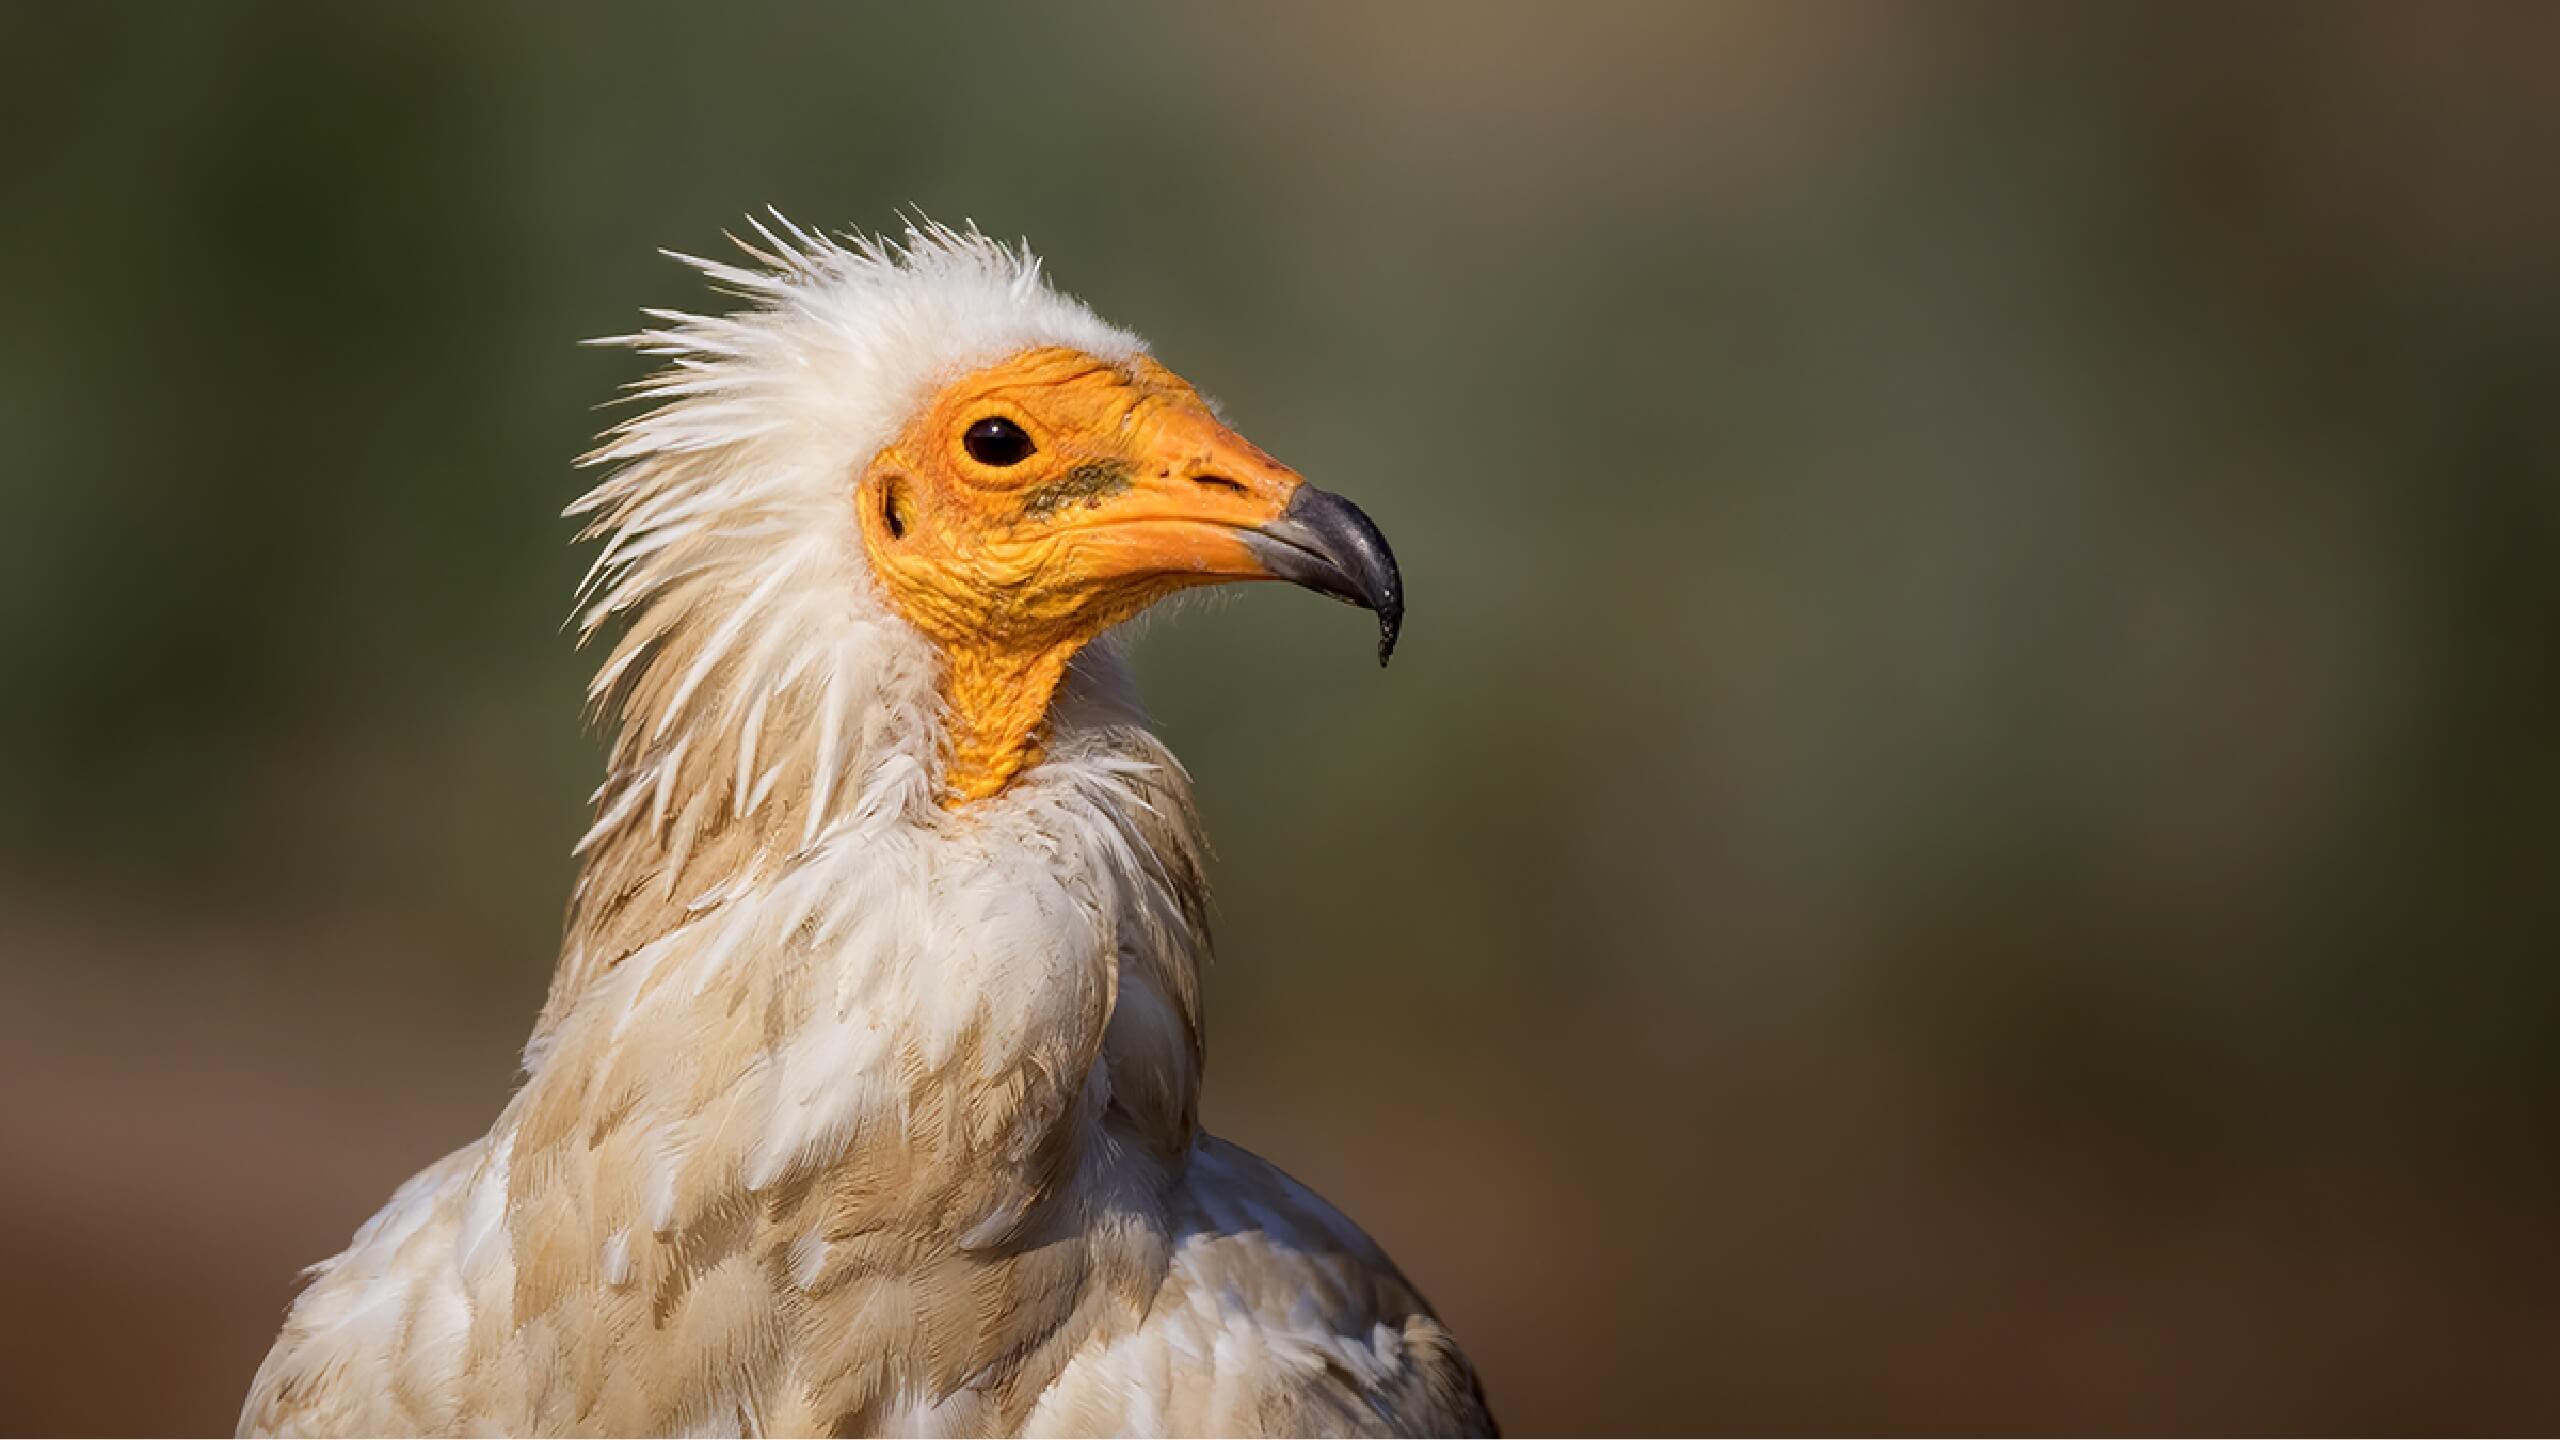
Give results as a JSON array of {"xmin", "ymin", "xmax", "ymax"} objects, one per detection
[{"xmin": 240, "ymin": 219, "xmax": 1490, "ymax": 1437}]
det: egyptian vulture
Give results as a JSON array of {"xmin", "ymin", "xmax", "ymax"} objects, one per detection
[{"xmin": 239, "ymin": 219, "xmax": 1494, "ymax": 1438}]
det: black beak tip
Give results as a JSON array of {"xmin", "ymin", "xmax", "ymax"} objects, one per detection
[{"xmin": 1252, "ymin": 484, "xmax": 1407, "ymax": 669}]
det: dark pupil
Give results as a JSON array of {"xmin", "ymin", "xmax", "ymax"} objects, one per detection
[{"xmin": 964, "ymin": 417, "xmax": 1035, "ymax": 466}]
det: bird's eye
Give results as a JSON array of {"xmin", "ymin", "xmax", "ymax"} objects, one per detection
[{"xmin": 963, "ymin": 417, "xmax": 1036, "ymax": 467}]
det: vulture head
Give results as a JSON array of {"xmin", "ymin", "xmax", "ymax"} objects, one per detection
[{"xmin": 572, "ymin": 216, "xmax": 1400, "ymax": 833}]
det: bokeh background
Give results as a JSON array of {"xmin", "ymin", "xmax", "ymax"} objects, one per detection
[{"xmin": 5, "ymin": 2, "xmax": 2558, "ymax": 1433}]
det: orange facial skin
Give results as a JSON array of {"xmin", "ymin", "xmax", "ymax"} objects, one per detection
[{"xmin": 857, "ymin": 347, "xmax": 1318, "ymax": 804}]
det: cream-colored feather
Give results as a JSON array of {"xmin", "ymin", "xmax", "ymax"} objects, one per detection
[{"xmin": 239, "ymin": 219, "xmax": 1492, "ymax": 1438}]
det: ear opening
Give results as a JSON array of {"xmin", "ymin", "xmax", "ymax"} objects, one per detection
[{"xmin": 879, "ymin": 476, "xmax": 911, "ymax": 539}]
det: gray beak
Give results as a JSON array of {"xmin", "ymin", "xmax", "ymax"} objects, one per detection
[{"xmin": 1243, "ymin": 484, "xmax": 1405, "ymax": 665}]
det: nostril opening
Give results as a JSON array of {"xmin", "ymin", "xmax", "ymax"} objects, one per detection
[{"xmin": 1193, "ymin": 473, "xmax": 1247, "ymax": 495}]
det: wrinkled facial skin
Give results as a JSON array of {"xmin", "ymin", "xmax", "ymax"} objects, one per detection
[
  {"xmin": 857, "ymin": 347, "xmax": 1306, "ymax": 662},
  {"xmin": 859, "ymin": 345, "xmax": 1410, "ymax": 803}
]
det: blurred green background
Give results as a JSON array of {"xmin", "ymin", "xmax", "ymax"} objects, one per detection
[{"xmin": 5, "ymin": 2, "xmax": 2558, "ymax": 1433}]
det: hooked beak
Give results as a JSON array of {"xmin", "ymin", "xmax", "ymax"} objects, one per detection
[
  {"xmin": 1241, "ymin": 485, "xmax": 1405, "ymax": 665},
  {"xmin": 1046, "ymin": 392, "xmax": 1408, "ymax": 666}
]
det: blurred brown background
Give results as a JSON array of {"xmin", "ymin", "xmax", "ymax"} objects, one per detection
[{"xmin": 5, "ymin": 2, "xmax": 2559, "ymax": 1434}]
